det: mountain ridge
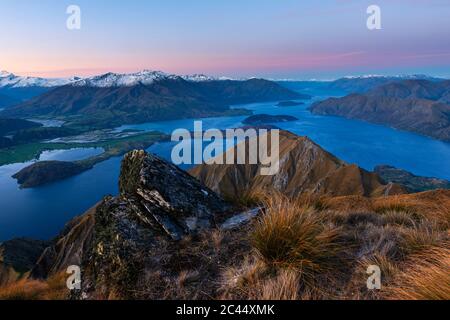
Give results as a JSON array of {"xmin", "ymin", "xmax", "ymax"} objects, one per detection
[
  {"xmin": 1, "ymin": 77, "xmax": 305, "ymax": 128},
  {"xmin": 189, "ymin": 130, "xmax": 405, "ymax": 199},
  {"xmin": 310, "ymin": 79, "xmax": 450, "ymax": 141}
]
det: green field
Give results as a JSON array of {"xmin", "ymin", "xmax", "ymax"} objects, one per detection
[{"xmin": 0, "ymin": 131, "xmax": 169, "ymax": 166}]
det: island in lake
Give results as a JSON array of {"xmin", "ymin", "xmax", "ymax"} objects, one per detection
[
  {"xmin": 276, "ymin": 101, "xmax": 305, "ymax": 107},
  {"xmin": 242, "ymin": 114, "xmax": 298, "ymax": 125}
]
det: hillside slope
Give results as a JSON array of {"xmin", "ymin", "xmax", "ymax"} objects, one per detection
[
  {"xmin": 190, "ymin": 130, "xmax": 405, "ymax": 199},
  {"xmin": 310, "ymin": 80, "xmax": 450, "ymax": 141},
  {"xmin": 1, "ymin": 75, "xmax": 304, "ymax": 128}
]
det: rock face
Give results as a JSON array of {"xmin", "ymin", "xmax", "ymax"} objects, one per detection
[
  {"xmin": 190, "ymin": 131, "xmax": 405, "ymax": 199},
  {"xmin": 310, "ymin": 80, "xmax": 450, "ymax": 141},
  {"xmin": 118, "ymin": 150, "xmax": 231, "ymax": 239},
  {"xmin": 0, "ymin": 238, "xmax": 49, "ymax": 286},
  {"xmin": 29, "ymin": 151, "xmax": 233, "ymax": 298},
  {"xmin": 375, "ymin": 165, "xmax": 450, "ymax": 193},
  {"xmin": 242, "ymin": 114, "xmax": 298, "ymax": 125}
]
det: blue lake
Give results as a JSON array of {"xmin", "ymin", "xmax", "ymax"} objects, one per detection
[{"xmin": 1, "ymin": 86, "xmax": 449, "ymax": 241}]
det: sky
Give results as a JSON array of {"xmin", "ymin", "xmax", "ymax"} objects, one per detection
[{"xmin": 1, "ymin": 0, "xmax": 450, "ymax": 80}]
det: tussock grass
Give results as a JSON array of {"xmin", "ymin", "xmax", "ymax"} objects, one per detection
[
  {"xmin": 372, "ymin": 196, "xmax": 418, "ymax": 215},
  {"xmin": 380, "ymin": 209, "xmax": 418, "ymax": 227},
  {"xmin": 359, "ymin": 253, "xmax": 399, "ymax": 281},
  {"xmin": 386, "ymin": 246, "xmax": 450, "ymax": 300},
  {"xmin": 221, "ymin": 257, "xmax": 301, "ymax": 300},
  {"xmin": 2, "ymin": 190, "xmax": 447, "ymax": 301},
  {"xmin": 0, "ymin": 273, "xmax": 67, "ymax": 300},
  {"xmin": 220, "ymin": 256, "xmax": 268, "ymax": 299},
  {"xmin": 295, "ymin": 192, "xmax": 331, "ymax": 211},
  {"xmin": 251, "ymin": 193, "xmax": 343, "ymax": 283},
  {"xmin": 399, "ymin": 224, "xmax": 447, "ymax": 255},
  {"xmin": 252, "ymin": 269, "xmax": 300, "ymax": 300}
]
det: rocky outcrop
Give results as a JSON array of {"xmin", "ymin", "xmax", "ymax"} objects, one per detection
[
  {"xmin": 0, "ymin": 238, "xmax": 49, "ymax": 286},
  {"xmin": 29, "ymin": 150, "xmax": 234, "ymax": 297},
  {"xmin": 375, "ymin": 165, "xmax": 450, "ymax": 193},
  {"xmin": 118, "ymin": 150, "xmax": 231, "ymax": 239},
  {"xmin": 190, "ymin": 130, "xmax": 405, "ymax": 199}
]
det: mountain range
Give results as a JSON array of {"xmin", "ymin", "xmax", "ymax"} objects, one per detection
[
  {"xmin": 0, "ymin": 71, "xmax": 81, "ymax": 105},
  {"xmin": 326, "ymin": 74, "xmax": 444, "ymax": 93},
  {"xmin": 310, "ymin": 79, "xmax": 450, "ymax": 141},
  {"xmin": 0, "ymin": 70, "xmax": 307, "ymax": 128}
]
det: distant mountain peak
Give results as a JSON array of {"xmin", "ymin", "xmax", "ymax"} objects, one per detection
[
  {"xmin": 69, "ymin": 70, "xmax": 221, "ymax": 88},
  {"xmin": 181, "ymin": 73, "xmax": 217, "ymax": 82},
  {"xmin": 0, "ymin": 70, "xmax": 14, "ymax": 77},
  {"xmin": 0, "ymin": 71, "xmax": 79, "ymax": 89},
  {"xmin": 71, "ymin": 70, "xmax": 176, "ymax": 88}
]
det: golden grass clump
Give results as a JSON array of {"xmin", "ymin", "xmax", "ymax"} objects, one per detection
[
  {"xmin": 252, "ymin": 269, "xmax": 300, "ymax": 300},
  {"xmin": 399, "ymin": 224, "xmax": 447, "ymax": 255},
  {"xmin": 220, "ymin": 256, "xmax": 301, "ymax": 300},
  {"xmin": 372, "ymin": 196, "xmax": 418, "ymax": 215},
  {"xmin": 251, "ymin": 193, "xmax": 343, "ymax": 281},
  {"xmin": 386, "ymin": 246, "xmax": 450, "ymax": 300},
  {"xmin": 380, "ymin": 209, "xmax": 418, "ymax": 227},
  {"xmin": 0, "ymin": 272, "xmax": 68, "ymax": 300}
]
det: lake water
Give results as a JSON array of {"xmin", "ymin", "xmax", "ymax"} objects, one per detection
[{"xmin": 1, "ymin": 85, "xmax": 450, "ymax": 241}]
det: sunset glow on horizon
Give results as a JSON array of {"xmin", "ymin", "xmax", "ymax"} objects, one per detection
[{"xmin": 1, "ymin": 0, "xmax": 450, "ymax": 79}]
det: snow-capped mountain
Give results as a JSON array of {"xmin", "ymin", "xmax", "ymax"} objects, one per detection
[
  {"xmin": 2, "ymin": 73, "xmax": 303, "ymax": 127},
  {"xmin": 0, "ymin": 69, "xmax": 225, "ymax": 89},
  {"xmin": 71, "ymin": 70, "xmax": 175, "ymax": 88},
  {"xmin": 181, "ymin": 74, "xmax": 217, "ymax": 82},
  {"xmin": 71, "ymin": 70, "xmax": 217, "ymax": 88},
  {"xmin": 0, "ymin": 70, "xmax": 80, "ymax": 88}
]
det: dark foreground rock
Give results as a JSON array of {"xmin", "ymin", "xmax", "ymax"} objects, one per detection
[
  {"xmin": 118, "ymin": 150, "xmax": 232, "ymax": 239},
  {"xmin": 375, "ymin": 165, "xmax": 450, "ymax": 193},
  {"xmin": 28, "ymin": 150, "xmax": 243, "ymax": 299}
]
